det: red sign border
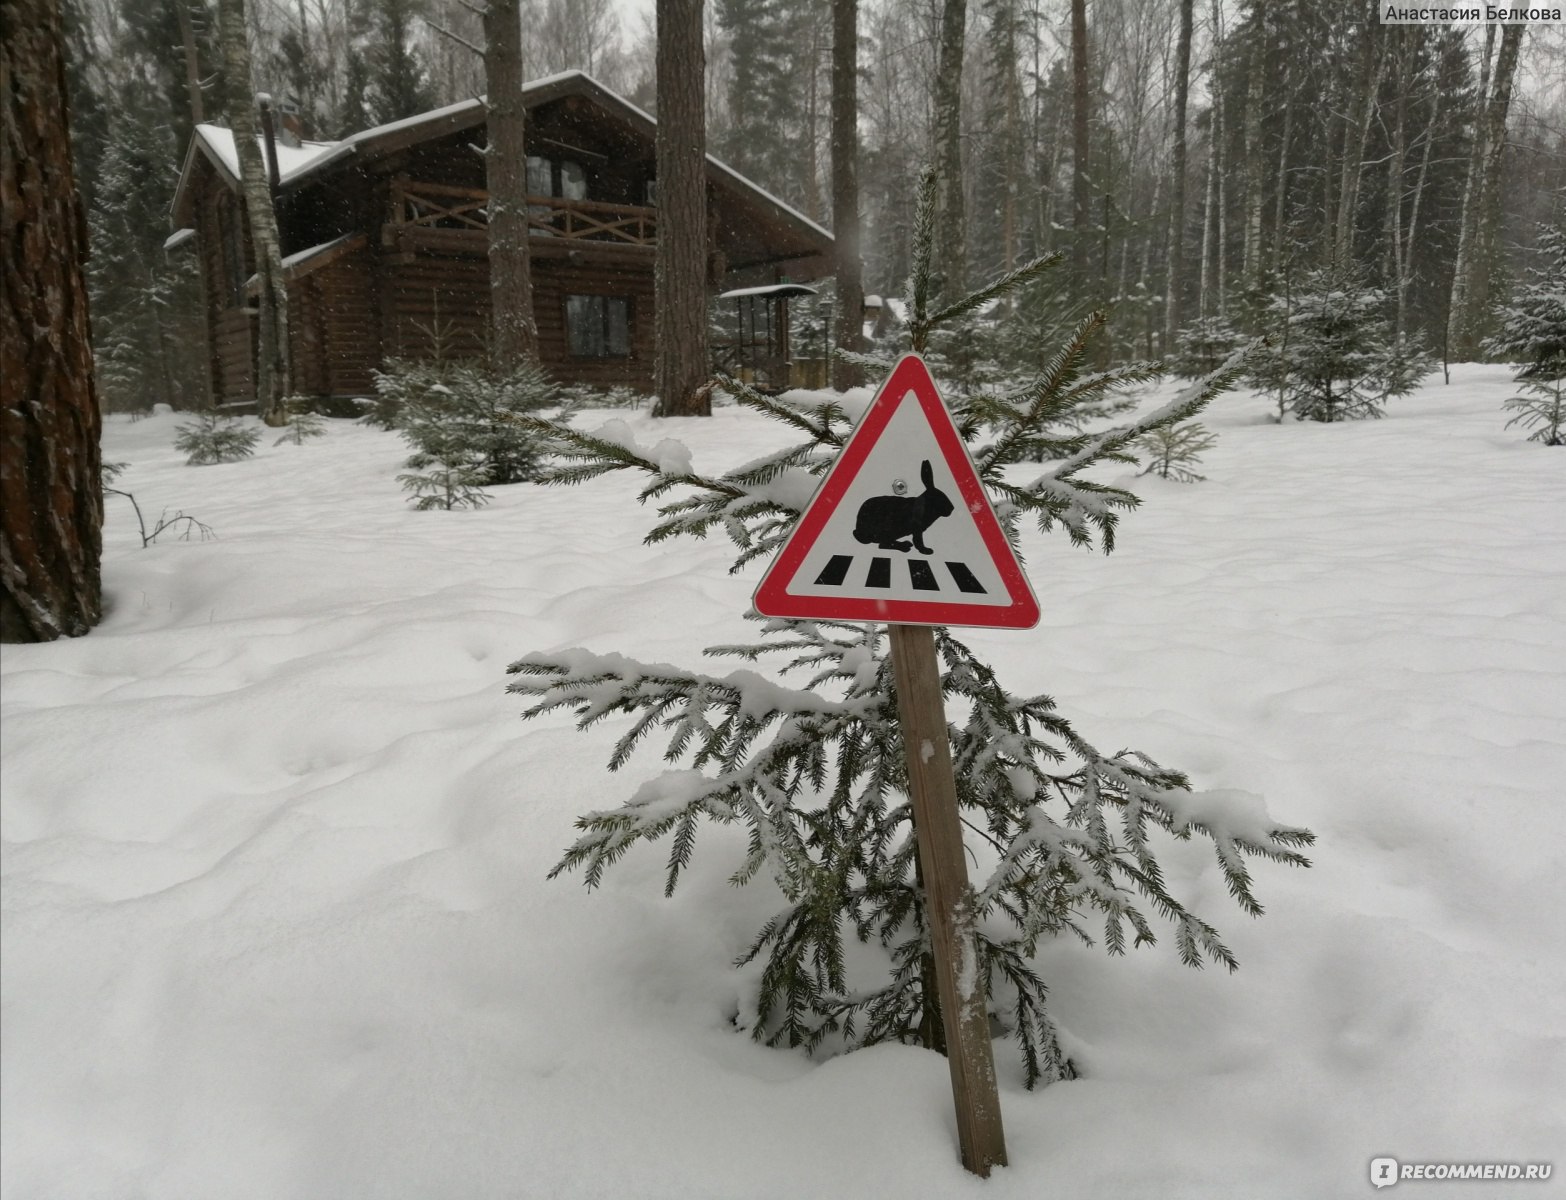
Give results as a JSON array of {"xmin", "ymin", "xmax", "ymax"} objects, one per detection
[{"xmin": 752, "ymin": 354, "xmax": 1040, "ymax": 629}]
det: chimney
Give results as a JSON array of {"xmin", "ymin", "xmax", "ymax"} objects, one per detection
[
  {"xmin": 278, "ymin": 94, "xmax": 305, "ymax": 148},
  {"xmin": 257, "ymin": 92, "xmax": 281, "ymax": 195}
]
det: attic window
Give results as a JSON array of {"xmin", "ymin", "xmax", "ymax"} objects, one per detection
[{"xmin": 565, "ymin": 294, "xmax": 630, "ymax": 358}]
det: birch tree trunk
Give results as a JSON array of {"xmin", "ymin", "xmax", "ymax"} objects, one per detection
[
  {"xmin": 831, "ymin": 0, "xmax": 865, "ymax": 389},
  {"xmin": 1, "ymin": 0, "xmax": 103, "ymax": 642},
  {"xmin": 1447, "ymin": 22, "xmax": 1494, "ymax": 355},
  {"xmin": 1450, "ymin": 22, "xmax": 1523, "ymax": 358},
  {"xmin": 653, "ymin": 0, "xmax": 711, "ymax": 417},
  {"xmin": 484, "ymin": 0, "xmax": 538, "ymax": 369},
  {"xmin": 931, "ymin": 0, "xmax": 967, "ymax": 298},
  {"xmin": 1332, "ymin": 10, "xmax": 1385, "ymax": 269},
  {"xmin": 219, "ymin": 0, "xmax": 289, "ymax": 424},
  {"xmin": 1163, "ymin": 0, "xmax": 1193, "ymax": 342},
  {"xmin": 1241, "ymin": 30, "xmax": 1265, "ymax": 291}
]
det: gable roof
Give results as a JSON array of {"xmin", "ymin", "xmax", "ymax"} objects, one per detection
[{"xmin": 171, "ymin": 70, "xmax": 833, "ymax": 255}]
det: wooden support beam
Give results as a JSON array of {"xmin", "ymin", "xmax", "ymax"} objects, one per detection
[{"xmin": 888, "ymin": 622, "xmax": 1008, "ymax": 1179}]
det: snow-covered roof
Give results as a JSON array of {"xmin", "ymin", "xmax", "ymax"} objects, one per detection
[
  {"xmin": 172, "ymin": 71, "xmax": 834, "ymax": 253},
  {"xmin": 190, "ymin": 125, "xmax": 339, "ymax": 188},
  {"xmin": 719, "ymin": 284, "xmax": 819, "ymax": 299}
]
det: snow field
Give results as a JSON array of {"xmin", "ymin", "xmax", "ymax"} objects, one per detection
[{"xmin": 2, "ymin": 365, "xmax": 1563, "ymax": 1198}]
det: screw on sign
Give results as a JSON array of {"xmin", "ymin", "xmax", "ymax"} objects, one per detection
[{"xmin": 753, "ymin": 354, "xmax": 1038, "ymax": 1178}]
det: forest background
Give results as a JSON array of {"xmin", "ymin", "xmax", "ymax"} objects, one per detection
[{"xmin": 66, "ymin": 0, "xmax": 1566, "ymax": 414}]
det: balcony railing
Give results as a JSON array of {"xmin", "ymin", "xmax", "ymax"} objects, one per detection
[{"xmin": 386, "ymin": 179, "xmax": 658, "ymax": 248}]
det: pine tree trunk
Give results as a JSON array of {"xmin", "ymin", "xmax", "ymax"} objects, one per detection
[
  {"xmin": 1, "ymin": 0, "xmax": 104, "ymax": 642},
  {"xmin": 1069, "ymin": 0, "xmax": 1090, "ymax": 286},
  {"xmin": 219, "ymin": 0, "xmax": 289, "ymax": 424},
  {"xmin": 1162, "ymin": 0, "xmax": 1192, "ymax": 343},
  {"xmin": 931, "ymin": 0, "xmax": 967, "ymax": 298},
  {"xmin": 830, "ymin": 0, "xmax": 865, "ymax": 390},
  {"xmin": 484, "ymin": 0, "xmax": 538, "ymax": 370},
  {"xmin": 653, "ymin": 0, "xmax": 711, "ymax": 417},
  {"xmin": 1268, "ymin": 59, "xmax": 1293, "ymax": 280}
]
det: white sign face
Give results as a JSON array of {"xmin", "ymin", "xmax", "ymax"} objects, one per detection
[{"xmin": 752, "ymin": 354, "xmax": 1039, "ymax": 629}]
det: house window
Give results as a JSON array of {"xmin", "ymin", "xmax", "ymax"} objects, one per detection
[
  {"xmin": 566, "ymin": 294, "xmax": 630, "ymax": 358},
  {"xmin": 220, "ymin": 204, "xmax": 247, "ymax": 306},
  {"xmin": 526, "ymin": 155, "xmax": 586, "ymax": 199}
]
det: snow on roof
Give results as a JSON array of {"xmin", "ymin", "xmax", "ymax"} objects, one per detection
[
  {"xmin": 193, "ymin": 124, "xmax": 339, "ymax": 186},
  {"xmin": 279, "ymin": 232, "xmax": 362, "ymax": 271},
  {"xmin": 719, "ymin": 284, "xmax": 819, "ymax": 299},
  {"xmin": 182, "ymin": 71, "xmax": 832, "ymax": 250}
]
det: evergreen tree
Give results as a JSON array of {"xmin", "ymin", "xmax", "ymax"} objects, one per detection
[
  {"xmin": 380, "ymin": 358, "xmax": 558, "ymax": 487},
  {"xmin": 175, "ymin": 413, "xmax": 262, "ymax": 464},
  {"xmin": 1137, "ymin": 421, "xmax": 1218, "ymax": 482},
  {"xmin": 87, "ymin": 85, "xmax": 206, "ymax": 412},
  {"xmin": 1485, "ymin": 223, "xmax": 1566, "ymax": 446},
  {"xmin": 715, "ymin": 0, "xmax": 822, "ymax": 210},
  {"xmin": 1253, "ymin": 268, "xmax": 1428, "ymax": 423},
  {"xmin": 274, "ymin": 397, "xmax": 329, "ymax": 446},
  {"xmin": 511, "ymin": 173, "xmax": 1313, "ymax": 1088},
  {"xmin": 1167, "ymin": 318, "xmax": 1244, "ymax": 381}
]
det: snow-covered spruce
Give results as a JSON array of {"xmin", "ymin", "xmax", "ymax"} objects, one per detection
[
  {"xmin": 1250, "ymin": 267, "xmax": 1429, "ymax": 423},
  {"xmin": 372, "ymin": 357, "xmax": 560, "ymax": 505},
  {"xmin": 1484, "ymin": 223, "xmax": 1565, "ymax": 446},
  {"xmin": 508, "ymin": 248, "xmax": 1312, "ymax": 1090}
]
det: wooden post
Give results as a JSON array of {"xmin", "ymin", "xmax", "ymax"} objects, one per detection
[{"xmin": 888, "ymin": 622, "xmax": 1008, "ymax": 1178}]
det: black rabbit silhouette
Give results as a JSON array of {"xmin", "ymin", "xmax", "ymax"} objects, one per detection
[{"xmin": 852, "ymin": 460, "xmax": 954, "ymax": 554}]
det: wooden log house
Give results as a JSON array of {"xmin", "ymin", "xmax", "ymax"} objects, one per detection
[{"xmin": 169, "ymin": 71, "xmax": 836, "ymax": 406}]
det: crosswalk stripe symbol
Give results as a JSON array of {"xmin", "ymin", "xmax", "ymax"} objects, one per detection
[{"xmin": 752, "ymin": 354, "xmax": 1039, "ymax": 629}]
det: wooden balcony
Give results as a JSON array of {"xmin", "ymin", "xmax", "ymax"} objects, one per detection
[{"xmin": 382, "ymin": 178, "xmax": 658, "ymax": 261}]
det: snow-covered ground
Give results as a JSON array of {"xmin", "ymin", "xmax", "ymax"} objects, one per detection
[{"xmin": 3, "ymin": 366, "xmax": 1563, "ymax": 1199}]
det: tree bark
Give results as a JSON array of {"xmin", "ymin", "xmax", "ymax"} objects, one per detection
[
  {"xmin": 830, "ymin": 0, "xmax": 865, "ymax": 390},
  {"xmin": 219, "ymin": 0, "xmax": 289, "ymax": 423},
  {"xmin": 484, "ymin": 0, "xmax": 538, "ymax": 369},
  {"xmin": 1, "ymin": 0, "xmax": 104, "ymax": 642},
  {"xmin": 653, "ymin": 0, "xmax": 711, "ymax": 417},
  {"xmin": 1241, "ymin": 27, "xmax": 1265, "ymax": 292},
  {"xmin": 1450, "ymin": 22, "xmax": 1523, "ymax": 358},
  {"xmin": 931, "ymin": 0, "xmax": 967, "ymax": 298},
  {"xmin": 1332, "ymin": 5, "xmax": 1384, "ymax": 270},
  {"xmin": 1163, "ymin": 0, "xmax": 1192, "ymax": 343},
  {"xmin": 1069, "ymin": 0, "xmax": 1090, "ymax": 285}
]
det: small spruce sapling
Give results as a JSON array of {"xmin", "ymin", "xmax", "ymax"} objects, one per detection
[
  {"xmin": 510, "ymin": 170, "xmax": 1313, "ymax": 1089},
  {"xmin": 274, "ymin": 396, "xmax": 328, "ymax": 446},
  {"xmin": 388, "ymin": 358, "xmax": 558, "ymax": 489},
  {"xmin": 1484, "ymin": 223, "xmax": 1565, "ymax": 446},
  {"xmin": 174, "ymin": 412, "xmax": 262, "ymax": 464},
  {"xmin": 1137, "ymin": 421, "xmax": 1218, "ymax": 481},
  {"xmin": 398, "ymin": 460, "xmax": 492, "ymax": 510}
]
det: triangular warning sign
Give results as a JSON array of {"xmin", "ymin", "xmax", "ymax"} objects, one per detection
[{"xmin": 753, "ymin": 354, "xmax": 1039, "ymax": 629}]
